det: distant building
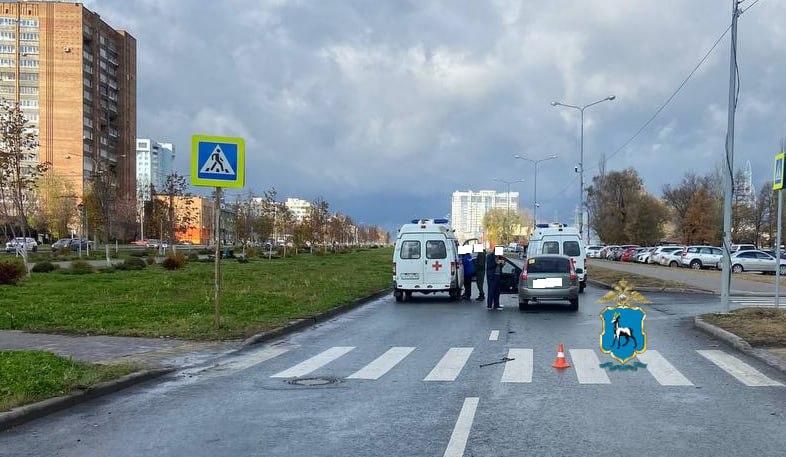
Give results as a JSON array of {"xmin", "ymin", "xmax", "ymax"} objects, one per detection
[
  {"xmin": 285, "ymin": 197, "xmax": 311, "ymax": 221},
  {"xmin": 136, "ymin": 139, "xmax": 174, "ymax": 200},
  {"xmin": 158, "ymin": 195, "xmax": 212, "ymax": 244},
  {"xmin": 451, "ymin": 190, "xmax": 519, "ymax": 242}
]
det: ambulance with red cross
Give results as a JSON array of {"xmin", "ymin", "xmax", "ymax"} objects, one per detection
[{"xmin": 392, "ymin": 219, "xmax": 463, "ymax": 302}]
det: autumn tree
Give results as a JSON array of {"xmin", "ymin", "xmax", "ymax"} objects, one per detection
[
  {"xmin": 32, "ymin": 172, "xmax": 77, "ymax": 239},
  {"xmin": 304, "ymin": 197, "xmax": 330, "ymax": 253},
  {"xmin": 682, "ymin": 187, "xmax": 721, "ymax": 245},
  {"xmin": 482, "ymin": 208, "xmax": 525, "ymax": 245}
]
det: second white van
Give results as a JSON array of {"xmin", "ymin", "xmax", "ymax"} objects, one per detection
[{"xmin": 526, "ymin": 224, "xmax": 587, "ymax": 293}]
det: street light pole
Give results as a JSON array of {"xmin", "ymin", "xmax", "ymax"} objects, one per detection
[
  {"xmin": 514, "ymin": 154, "xmax": 558, "ymax": 226},
  {"xmin": 551, "ymin": 95, "xmax": 615, "ymax": 243}
]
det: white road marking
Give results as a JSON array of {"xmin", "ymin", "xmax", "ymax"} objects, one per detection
[
  {"xmin": 220, "ymin": 346, "xmax": 290, "ymax": 372},
  {"xmin": 346, "ymin": 347, "xmax": 416, "ymax": 380},
  {"xmin": 271, "ymin": 346, "xmax": 355, "ymax": 378},
  {"xmin": 569, "ymin": 349, "xmax": 610, "ymax": 384},
  {"xmin": 489, "ymin": 330, "xmax": 499, "ymax": 341},
  {"xmin": 442, "ymin": 397, "xmax": 479, "ymax": 457},
  {"xmin": 424, "ymin": 348, "xmax": 474, "ymax": 381},
  {"xmin": 637, "ymin": 350, "xmax": 693, "ymax": 386},
  {"xmin": 500, "ymin": 348, "xmax": 533, "ymax": 383},
  {"xmin": 697, "ymin": 350, "xmax": 783, "ymax": 387}
]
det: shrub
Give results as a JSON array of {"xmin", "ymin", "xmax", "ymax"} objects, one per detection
[
  {"xmin": 31, "ymin": 261, "xmax": 58, "ymax": 273},
  {"xmin": 237, "ymin": 255, "xmax": 249, "ymax": 264},
  {"xmin": 54, "ymin": 247, "xmax": 71, "ymax": 257},
  {"xmin": 65, "ymin": 260, "xmax": 94, "ymax": 275},
  {"xmin": 146, "ymin": 256, "xmax": 156, "ymax": 265},
  {"xmin": 162, "ymin": 253, "xmax": 187, "ymax": 270},
  {"xmin": 117, "ymin": 257, "xmax": 146, "ymax": 271},
  {"xmin": 128, "ymin": 250, "xmax": 147, "ymax": 258},
  {"xmin": 0, "ymin": 258, "xmax": 27, "ymax": 285},
  {"xmin": 187, "ymin": 253, "xmax": 198, "ymax": 262}
]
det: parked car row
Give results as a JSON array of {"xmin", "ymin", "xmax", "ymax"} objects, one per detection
[{"xmin": 4, "ymin": 237, "xmax": 38, "ymax": 253}]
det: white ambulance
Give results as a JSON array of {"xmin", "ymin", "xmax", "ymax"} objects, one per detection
[
  {"xmin": 526, "ymin": 223, "xmax": 587, "ymax": 293},
  {"xmin": 392, "ymin": 219, "xmax": 463, "ymax": 301}
]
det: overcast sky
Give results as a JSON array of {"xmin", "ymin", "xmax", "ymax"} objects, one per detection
[{"xmin": 85, "ymin": 0, "xmax": 786, "ymax": 232}]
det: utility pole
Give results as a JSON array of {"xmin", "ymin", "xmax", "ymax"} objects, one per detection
[{"xmin": 720, "ymin": 0, "xmax": 740, "ymax": 313}]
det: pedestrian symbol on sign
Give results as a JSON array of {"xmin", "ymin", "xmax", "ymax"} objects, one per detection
[{"xmin": 200, "ymin": 145, "xmax": 236, "ymax": 176}]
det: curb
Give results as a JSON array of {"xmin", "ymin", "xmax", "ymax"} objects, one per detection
[
  {"xmin": 240, "ymin": 287, "xmax": 392, "ymax": 347},
  {"xmin": 0, "ymin": 368, "xmax": 173, "ymax": 432},
  {"xmin": 587, "ymin": 279, "xmax": 712, "ymax": 295},
  {"xmin": 693, "ymin": 316, "xmax": 786, "ymax": 374}
]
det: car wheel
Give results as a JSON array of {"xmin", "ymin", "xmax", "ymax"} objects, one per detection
[
  {"xmin": 732, "ymin": 264, "xmax": 743, "ymax": 274},
  {"xmin": 404, "ymin": 291, "xmax": 413, "ymax": 301},
  {"xmin": 394, "ymin": 290, "xmax": 403, "ymax": 302},
  {"xmin": 579, "ymin": 282, "xmax": 586, "ymax": 294},
  {"xmin": 779, "ymin": 265, "xmax": 786, "ymax": 276},
  {"xmin": 569, "ymin": 298, "xmax": 579, "ymax": 311},
  {"xmin": 669, "ymin": 261, "xmax": 678, "ymax": 268},
  {"xmin": 518, "ymin": 299, "xmax": 529, "ymax": 311},
  {"xmin": 690, "ymin": 260, "xmax": 702, "ymax": 270}
]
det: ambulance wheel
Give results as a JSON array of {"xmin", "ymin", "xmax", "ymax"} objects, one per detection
[
  {"xmin": 404, "ymin": 291, "xmax": 413, "ymax": 301},
  {"xmin": 519, "ymin": 299, "xmax": 529, "ymax": 311},
  {"xmin": 394, "ymin": 290, "xmax": 403, "ymax": 302},
  {"xmin": 448, "ymin": 288, "xmax": 460, "ymax": 301},
  {"xmin": 569, "ymin": 298, "xmax": 579, "ymax": 311}
]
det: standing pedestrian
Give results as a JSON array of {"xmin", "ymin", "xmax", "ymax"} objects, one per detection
[
  {"xmin": 486, "ymin": 245, "xmax": 504, "ymax": 310},
  {"xmin": 461, "ymin": 252, "xmax": 474, "ymax": 300},
  {"xmin": 474, "ymin": 248, "xmax": 486, "ymax": 301}
]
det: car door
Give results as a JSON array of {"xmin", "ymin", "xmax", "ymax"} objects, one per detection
[
  {"xmin": 424, "ymin": 237, "xmax": 449, "ymax": 286},
  {"xmin": 499, "ymin": 257, "xmax": 521, "ymax": 293},
  {"xmin": 756, "ymin": 251, "xmax": 776, "ymax": 272},
  {"xmin": 396, "ymin": 237, "xmax": 424, "ymax": 287},
  {"xmin": 736, "ymin": 252, "xmax": 756, "ymax": 271}
]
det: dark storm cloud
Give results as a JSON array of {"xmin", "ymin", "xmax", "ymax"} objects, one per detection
[{"xmin": 85, "ymin": 0, "xmax": 786, "ymax": 229}]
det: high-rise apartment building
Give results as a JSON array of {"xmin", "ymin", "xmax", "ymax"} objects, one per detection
[
  {"xmin": 285, "ymin": 197, "xmax": 311, "ymax": 221},
  {"xmin": 451, "ymin": 190, "xmax": 519, "ymax": 242},
  {"xmin": 0, "ymin": 1, "xmax": 136, "ymax": 200},
  {"xmin": 136, "ymin": 139, "xmax": 174, "ymax": 200}
]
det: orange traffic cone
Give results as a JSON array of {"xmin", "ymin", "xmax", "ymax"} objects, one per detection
[{"xmin": 552, "ymin": 343, "xmax": 571, "ymax": 369}]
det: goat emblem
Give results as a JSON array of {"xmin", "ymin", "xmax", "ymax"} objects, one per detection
[{"xmin": 598, "ymin": 280, "xmax": 648, "ymax": 364}]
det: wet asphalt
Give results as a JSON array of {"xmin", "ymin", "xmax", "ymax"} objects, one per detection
[{"xmin": 1, "ymin": 287, "xmax": 785, "ymax": 457}]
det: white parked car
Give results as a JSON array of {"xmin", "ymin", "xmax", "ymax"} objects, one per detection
[
  {"xmin": 660, "ymin": 249, "xmax": 684, "ymax": 267},
  {"xmin": 728, "ymin": 250, "xmax": 786, "ymax": 274},
  {"xmin": 680, "ymin": 245, "xmax": 723, "ymax": 270},
  {"xmin": 586, "ymin": 245, "xmax": 604, "ymax": 258},
  {"xmin": 4, "ymin": 237, "xmax": 38, "ymax": 253},
  {"xmin": 651, "ymin": 246, "xmax": 684, "ymax": 265}
]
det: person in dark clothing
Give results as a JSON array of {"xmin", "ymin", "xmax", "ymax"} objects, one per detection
[
  {"xmin": 486, "ymin": 246, "xmax": 504, "ymax": 309},
  {"xmin": 474, "ymin": 249, "xmax": 486, "ymax": 301},
  {"xmin": 461, "ymin": 253, "xmax": 474, "ymax": 299}
]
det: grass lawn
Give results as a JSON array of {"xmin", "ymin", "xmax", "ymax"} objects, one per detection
[
  {"xmin": 702, "ymin": 308, "xmax": 786, "ymax": 347},
  {"xmin": 0, "ymin": 350, "xmax": 134, "ymax": 411},
  {"xmin": 590, "ymin": 265, "xmax": 698, "ymax": 290},
  {"xmin": 0, "ymin": 248, "xmax": 393, "ymax": 340}
]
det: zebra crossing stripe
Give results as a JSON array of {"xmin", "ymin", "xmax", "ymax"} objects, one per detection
[
  {"xmin": 424, "ymin": 348, "xmax": 474, "ymax": 381},
  {"xmin": 569, "ymin": 349, "xmax": 610, "ymax": 384},
  {"xmin": 271, "ymin": 346, "xmax": 355, "ymax": 378},
  {"xmin": 697, "ymin": 350, "xmax": 783, "ymax": 387},
  {"xmin": 346, "ymin": 347, "xmax": 416, "ymax": 380},
  {"xmin": 500, "ymin": 349, "xmax": 533, "ymax": 383},
  {"xmin": 637, "ymin": 350, "xmax": 693, "ymax": 386},
  {"xmin": 442, "ymin": 397, "xmax": 479, "ymax": 457},
  {"xmin": 489, "ymin": 330, "xmax": 500, "ymax": 341}
]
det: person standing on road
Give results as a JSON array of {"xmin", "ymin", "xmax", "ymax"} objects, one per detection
[
  {"xmin": 474, "ymin": 249, "xmax": 486, "ymax": 301},
  {"xmin": 486, "ymin": 245, "xmax": 504, "ymax": 310},
  {"xmin": 461, "ymin": 252, "xmax": 474, "ymax": 300}
]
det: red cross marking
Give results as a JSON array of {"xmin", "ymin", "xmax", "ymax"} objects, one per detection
[{"xmin": 432, "ymin": 261, "xmax": 443, "ymax": 271}]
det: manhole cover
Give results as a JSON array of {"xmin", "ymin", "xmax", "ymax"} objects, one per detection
[{"xmin": 287, "ymin": 377, "xmax": 339, "ymax": 386}]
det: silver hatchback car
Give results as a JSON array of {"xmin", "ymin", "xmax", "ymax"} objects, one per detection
[{"xmin": 518, "ymin": 254, "xmax": 579, "ymax": 311}]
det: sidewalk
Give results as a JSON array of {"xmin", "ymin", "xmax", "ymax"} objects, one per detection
[
  {"xmin": 590, "ymin": 259, "xmax": 777, "ymax": 296},
  {"xmin": 0, "ymin": 331, "xmax": 238, "ymax": 368}
]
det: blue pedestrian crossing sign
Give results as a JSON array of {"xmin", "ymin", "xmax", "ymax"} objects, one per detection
[{"xmin": 191, "ymin": 135, "xmax": 245, "ymax": 188}]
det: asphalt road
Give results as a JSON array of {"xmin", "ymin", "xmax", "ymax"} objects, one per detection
[{"xmin": 2, "ymin": 287, "xmax": 785, "ymax": 457}]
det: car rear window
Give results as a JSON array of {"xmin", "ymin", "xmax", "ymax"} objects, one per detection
[
  {"xmin": 527, "ymin": 257, "xmax": 569, "ymax": 273},
  {"xmin": 542, "ymin": 241, "xmax": 560, "ymax": 255},
  {"xmin": 563, "ymin": 241, "xmax": 580, "ymax": 256},
  {"xmin": 400, "ymin": 240, "xmax": 421, "ymax": 259},
  {"xmin": 426, "ymin": 240, "xmax": 446, "ymax": 259}
]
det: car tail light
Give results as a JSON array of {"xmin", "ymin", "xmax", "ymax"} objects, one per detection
[
  {"xmin": 392, "ymin": 261, "xmax": 396, "ymax": 275},
  {"xmin": 520, "ymin": 267, "xmax": 528, "ymax": 282},
  {"xmin": 451, "ymin": 261, "xmax": 458, "ymax": 275},
  {"xmin": 569, "ymin": 259, "xmax": 578, "ymax": 281}
]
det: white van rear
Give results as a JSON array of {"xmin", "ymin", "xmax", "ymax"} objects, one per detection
[
  {"xmin": 527, "ymin": 224, "xmax": 587, "ymax": 293},
  {"xmin": 393, "ymin": 219, "xmax": 463, "ymax": 301}
]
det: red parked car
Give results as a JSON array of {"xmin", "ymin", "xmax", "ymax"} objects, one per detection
[{"xmin": 620, "ymin": 247, "xmax": 641, "ymax": 262}]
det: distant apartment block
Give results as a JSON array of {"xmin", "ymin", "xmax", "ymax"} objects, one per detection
[
  {"xmin": 0, "ymin": 1, "xmax": 136, "ymax": 200},
  {"xmin": 451, "ymin": 190, "xmax": 519, "ymax": 242},
  {"xmin": 285, "ymin": 197, "xmax": 311, "ymax": 221},
  {"xmin": 136, "ymin": 139, "xmax": 174, "ymax": 200}
]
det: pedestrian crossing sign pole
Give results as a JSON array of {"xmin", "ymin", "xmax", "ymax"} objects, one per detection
[
  {"xmin": 191, "ymin": 135, "xmax": 246, "ymax": 329},
  {"xmin": 774, "ymin": 152, "xmax": 784, "ymax": 308}
]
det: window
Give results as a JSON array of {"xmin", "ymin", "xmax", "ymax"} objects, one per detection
[
  {"xmin": 0, "ymin": 44, "xmax": 12, "ymax": 53},
  {"xmin": 19, "ymin": 99, "xmax": 37, "ymax": 107},
  {"xmin": 699, "ymin": 247, "xmax": 713, "ymax": 254},
  {"xmin": 20, "ymin": 32, "xmax": 37, "ymax": 41},
  {"xmin": 527, "ymin": 257, "xmax": 570, "ymax": 273},
  {"xmin": 19, "ymin": 86, "xmax": 36, "ymax": 94},
  {"xmin": 0, "ymin": 31, "xmax": 13, "ymax": 40},
  {"xmin": 426, "ymin": 240, "xmax": 447, "ymax": 259},
  {"xmin": 20, "ymin": 59, "xmax": 37, "ymax": 68},
  {"xmin": 400, "ymin": 241, "xmax": 421, "ymax": 259},
  {"xmin": 542, "ymin": 241, "xmax": 560, "ymax": 254},
  {"xmin": 19, "ymin": 72, "xmax": 37, "ymax": 81},
  {"xmin": 756, "ymin": 252, "xmax": 773, "ymax": 260},
  {"xmin": 20, "ymin": 45, "xmax": 38, "ymax": 54},
  {"xmin": 0, "ymin": 85, "xmax": 13, "ymax": 94},
  {"xmin": 0, "ymin": 58, "xmax": 14, "ymax": 67},
  {"xmin": 0, "ymin": 71, "xmax": 13, "ymax": 81},
  {"xmin": 687, "ymin": 247, "xmax": 698, "ymax": 253},
  {"xmin": 0, "ymin": 18, "xmax": 16, "ymax": 26},
  {"xmin": 738, "ymin": 252, "xmax": 755, "ymax": 259},
  {"xmin": 19, "ymin": 19, "xmax": 38, "ymax": 28},
  {"xmin": 563, "ymin": 241, "xmax": 581, "ymax": 257},
  {"xmin": 711, "ymin": 248, "xmax": 722, "ymax": 255}
]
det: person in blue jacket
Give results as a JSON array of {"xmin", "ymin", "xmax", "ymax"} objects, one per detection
[
  {"xmin": 486, "ymin": 245, "xmax": 504, "ymax": 309},
  {"xmin": 461, "ymin": 252, "xmax": 475, "ymax": 300}
]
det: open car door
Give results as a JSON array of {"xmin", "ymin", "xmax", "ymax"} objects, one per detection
[{"xmin": 499, "ymin": 257, "xmax": 522, "ymax": 294}]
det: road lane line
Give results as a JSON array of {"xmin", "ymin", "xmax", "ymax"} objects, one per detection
[
  {"xmin": 346, "ymin": 347, "xmax": 415, "ymax": 380},
  {"xmin": 489, "ymin": 330, "xmax": 499, "ymax": 341},
  {"xmin": 569, "ymin": 349, "xmax": 610, "ymax": 384},
  {"xmin": 500, "ymin": 348, "xmax": 533, "ymax": 383},
  {"xmin": 222, "ymin": 346, "xmax": 290, "ymax": 372},
  {"xmin": 271, "ymin": 346, "xmax": 355, "ymax": 378},
  {"xmin": 424, "ymin": 348, "xmax": 473, "ymax": 381},
  {"xmin": 697, "ymin": 350, "xmax": 783, "ymax": 387},
  {"xmin": 637, "ymin": 350, "xmax": 693, "ymax": 386},
  {"xmin": 443, "ymin": 397, "xmax": 479, "ymax": 457}
]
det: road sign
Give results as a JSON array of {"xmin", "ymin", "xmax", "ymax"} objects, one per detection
[
  {"xmin": 191, "ymin": 135, "xmax": 245, "ymax": 188},
  {"xmin": 773, "ymin": 151, "xmax": 784, "ymax": 190}
]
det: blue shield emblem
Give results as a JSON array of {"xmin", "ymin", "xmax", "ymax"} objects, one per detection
[{"xmin": 600, "ymin": 306, "xmax": 647, "ymax": 364}]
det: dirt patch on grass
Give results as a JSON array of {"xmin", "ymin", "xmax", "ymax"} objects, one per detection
[
  {"xmin": 590, "ymin": 265, "xmax": 699, "ymax": 290},
  {"xmin": 702, "ymin": 308, "xmax": 786, "ymax": 347}
]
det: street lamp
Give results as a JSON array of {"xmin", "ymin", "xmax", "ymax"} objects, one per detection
[
  {"xmin": 514, "ymin": 154, "xmax": 558, "ymax": 227},
  {"xmin": 551, "ymin": 95, "xmax": 615, "ymax": 242},
  {"xmin": 493, "ymin": 178, "xmax": 524, "ymax": 244}
]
